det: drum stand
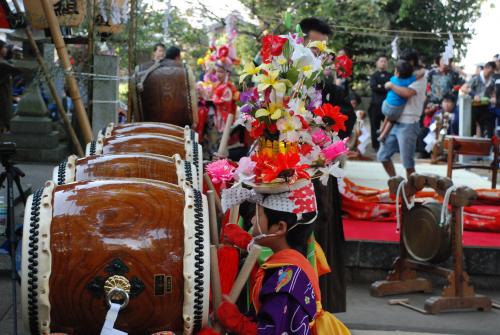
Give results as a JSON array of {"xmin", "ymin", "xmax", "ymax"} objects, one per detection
[
  {"xmin": 370, "ymin": 173, "xmax": 492, "ymax": 314},
  {"xmin": 0, "ymin": 142, "xmax": 27, "ymax": 335}
]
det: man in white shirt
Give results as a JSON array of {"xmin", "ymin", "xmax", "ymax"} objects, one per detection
[{"xmin": 377, "ymin": 49, "xmax": 427, "ymax": 179}]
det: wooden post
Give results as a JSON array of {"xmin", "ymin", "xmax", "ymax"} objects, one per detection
[
  {"xmin": 40, "ymin": 0, "xmax": 93, "ymax": 144},
  {"xmin": 11, "ymin": 0, "xmax": 84, "ymax": 156},
  {"xmin": 86, "ymin": 0, "xmax": 96, "ymax": 123},
  {"xmin": 127, "ymin": 0, "xmax": 138, "ymax": 122}
]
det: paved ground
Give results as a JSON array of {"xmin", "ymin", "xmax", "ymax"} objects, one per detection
[
  {"xmin": 1, "ymin": 277, "xmax": 499, "ymax": 334},
  {"xmin": 1, "ymin": 162, "xmax": 498, "ymax": 334}
]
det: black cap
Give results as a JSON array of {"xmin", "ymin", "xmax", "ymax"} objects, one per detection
[{"xmin": 299, "ymin": 18, "xmax": 333, "ymax": 36}]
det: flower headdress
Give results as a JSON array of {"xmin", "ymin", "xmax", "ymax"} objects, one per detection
[{"xmin": 210, "ymin": 26, "xmax": 348, "ymax": 210}]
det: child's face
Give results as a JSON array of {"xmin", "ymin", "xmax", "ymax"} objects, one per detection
[{"xmin": 251, "ymin": 205, "xmax": 284, "ymax": 248}]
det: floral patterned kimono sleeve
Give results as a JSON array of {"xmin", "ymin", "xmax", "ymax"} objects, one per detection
[{"xmin": 256, "ymin": 265, "xmax": 317, "ymax": 335}]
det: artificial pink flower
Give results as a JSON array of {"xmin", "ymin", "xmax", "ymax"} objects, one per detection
[
  {"xmin": 234, "ymin": 157, "xmax": 257, "ymax": 182},
  {"xmin": 311, "ymin": 128, "xmax": 330, "ymax": 146},
  {"xmin": 206, "ymin": 159, "xmax": 235, "ymax": 185},
  {"xmin": 321, "ymin": 138, "xmax": 349, "ymax": 164}
]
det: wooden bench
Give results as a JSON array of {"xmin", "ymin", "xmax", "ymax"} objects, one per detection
[{"xmin": 444, "ymin": 136, "xmax": 499, "ymax": 189}]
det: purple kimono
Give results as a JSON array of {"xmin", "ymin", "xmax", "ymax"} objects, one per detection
[{"xmin": 256, "ymin": 265, "xmax": 317, "ymax": 334}]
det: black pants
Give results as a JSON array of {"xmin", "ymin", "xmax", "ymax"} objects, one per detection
[
  {"xmin": 416, "ymin": 127, "xmax": 431, "ymax": 158},
  {"xmin": 472, "ymin": 105, "xmax": 496, "ymax": 137},
  {"xmin": 368, "ymin": 102, "xmax": 385, "ymax": 149},
  {"xmin": 313, "ymin": 176, "xmax": 346, "ymax": 313}
]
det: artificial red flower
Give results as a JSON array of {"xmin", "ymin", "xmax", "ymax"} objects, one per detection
[
  {"xmin": 250, "ymin": 120, "xmax": 265, "ymax": 138},
  {"xmin": 254, "ymin": 152, "xmax": 310, "ymax": 183},
  {"xmin": 299, "ymin": 143, "xmax": 313, "ymax": 156},
  {"xmin": 260, "ymin": 35, "xmax": 288, "ymax": 64},
  {"xmin": 313, "ymin": 103, "xmax": 348, "ymax": 132},
  {"xmin": 335, "ymin": 54, "xmax": 353, "ymax": 78},
  {"xmin": 296, "ymin": 115, "xmax": 309, "ymax": 130},
  {"xmin": 218, "ymin": 45, "xmax": 229, "ymax": 59}
]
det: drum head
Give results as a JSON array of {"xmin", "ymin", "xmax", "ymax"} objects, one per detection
[{"xmin": 403, "ymin": 202, "xmax": 442, "ymax": 262}]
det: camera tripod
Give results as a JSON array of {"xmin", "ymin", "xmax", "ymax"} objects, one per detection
[{"xmin": 0, "ymin": 143, "xmax": 27, "ymax": 335}]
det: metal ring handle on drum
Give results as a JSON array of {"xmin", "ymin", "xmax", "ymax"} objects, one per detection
[{"xmin": 106, "ymin": 287, "xmax": 130, "ymax": 310}]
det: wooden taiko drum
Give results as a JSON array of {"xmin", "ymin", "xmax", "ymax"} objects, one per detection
[
  {"xmin": 99, "ymin": 122, "xmax": 198, "ymax": 142},
  {"xmin": 21, "ymin": 179, "xmax": 209, "ymax": 335},
  {"xmin": 403, "ymin": 202, "xmax": 452, "ymax": 263},
  {"xmin": 86, "ymin": 133, "xmax": 202, "ymax": 182},
  {"xmin": 139, "ymin": 59, "xmax": 196, "ymax": 127},
  {"xmin": 53, "ymin": 153, "xmax": 201, "ymax": 189}
]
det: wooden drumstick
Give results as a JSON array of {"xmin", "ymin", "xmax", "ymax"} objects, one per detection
[
  {"xmin": 217, "ymin": 114, "xmax": 235, "ymax": 158},
  {"xmin": 204, "ymin": 173, "xmax": 223, "ymax": 214},
  {"xmin": 229, "ymin": 205, "xmax": 240, "ymax": 225},
  {"xmin": 227, "ymin": 245, "xmax": 262, "ymax": 304},
  {"xmin": 210, "ymin": 245, "xmax": 223, "ymax": 332},
  {"xmin": 207, "ymin": 191, "xmax": 219, "ymax": 246}
]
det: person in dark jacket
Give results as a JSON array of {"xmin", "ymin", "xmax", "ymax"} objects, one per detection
[
  {"xmin": 368, "ymin": 55, "xmax": 390, "ymax": 150},
  {"xmin": 300, "ymin": 17, "xmax": 348, "ymax": 314}
]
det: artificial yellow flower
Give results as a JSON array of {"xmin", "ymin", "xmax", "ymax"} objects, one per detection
[
  {"xmin": 255, "ymin": 102, "xmax": 285, "ymax": 120},
  {"xmin": 302, "ymin": 64, "xmax": 314, "ymax": 78},
  {"xmin": 256, "ymin": 70, "xmax": 287, "ymax": 93},
  {"xmin": 239, "ymin": 61, "xmax": 261, "ymax": 83},
  {"xmin": 308, "ymin": 41, "xmax": 332, "ymax": 53}
]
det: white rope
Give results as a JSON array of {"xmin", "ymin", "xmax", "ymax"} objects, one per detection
[
  {"xmin": 440, "ymin": 185, "xmax": 457, "ymax": 227},
  {"xmin": 395, "ymin": 180, "xmax": 415, "ymax": 233},
  {"xmin": 65, "ymin": 70, "xmax": 131, "ymax": 81}
]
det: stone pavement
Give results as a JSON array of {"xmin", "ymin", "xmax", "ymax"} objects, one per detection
[
  {"xmin": 1, "ymin": 277, "xmax": 499, "ymax": 334},
  {"xmin": 0, "ymin": 162, "xmax": 499, "ymax": 335}
]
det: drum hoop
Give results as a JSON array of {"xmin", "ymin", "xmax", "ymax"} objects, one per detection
[
  {"xmin": 184, "ymin": 139, "xmax": 203, "ymax": 190},
  {"xmin": 21, "ymin": 181, "xmax": 55, "ymax": 334},
  {"xmin": 85, "ymin": 137, "xmax": 104, "ymax": 156},
  {"xmin": 174, "ymin": 154, "xmax": 199, "ymax": 190},
  {"xmin": 182, "ymin": 187, "xmax": 210, "ymax": 333},
  {"xmin": 53, "ymin": 155, "xmax": 77, "ymax": 186}
]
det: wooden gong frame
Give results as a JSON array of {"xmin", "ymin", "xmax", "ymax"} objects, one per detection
[{"xmin": 370, "ymin": 173, "xmax": 492, "ymax": 314}]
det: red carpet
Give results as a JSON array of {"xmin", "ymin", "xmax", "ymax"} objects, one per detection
[{"xmin": 343, "ymin": 218, "xmax": 500, "ymax": 248}]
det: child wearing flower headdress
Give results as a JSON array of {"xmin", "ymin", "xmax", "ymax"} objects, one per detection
[{"xmin": 211, "ymin": 183, "xmax": 350, "ymax": 335}]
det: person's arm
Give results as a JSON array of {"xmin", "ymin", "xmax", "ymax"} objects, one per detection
[{"xmin": 385, "ymin": 81, "xmax": 416, "ymax": 99}]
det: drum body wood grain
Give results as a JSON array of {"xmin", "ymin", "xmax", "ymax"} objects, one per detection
[
  {"xmin": 403, "ymin": 202, "xmax": 451, "ymax": 263},
  {"xmin": 140, "ymin": 60, "xmax": 194, "ymax": 127},
  {"xmin": 86, "ymin": 133, "xmax": 202, "ymax": 181},
  {"xmin": 21, "ymin": 180, "xmax": 209, "ymax": 335},
  {"xmin": 99, "ymin": 122, "xmax": 197, "ymax": 141},
  {"xmin": 53, "ymin": 153, "xmax": 200, "ymax": 189}
]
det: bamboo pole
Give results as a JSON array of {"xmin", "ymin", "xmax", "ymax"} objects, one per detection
[
  {"xmin": 217, "ymin": 113, "xmax": 234, "ymax": 157},
  {"xmin": 127, "ymin": 0, "xmax": 138, "ymax": 122},
  {"xmin": 210, "ymin": 245, "xmax": 223, "ymax": 332},
  {"xmin": 229, "ymin": 205, "xmax": 240, "ymax": 225},
  {"xmin": 207, "ymin": 191, "xmax": 219, "ymax": 246},
  {"xmin": 11, "ymin": 0, "xmax": 84, "ymax": 156},
  {"xmin": 227, "ymin": 245, "xmax": 261, "ymax": 304},
  {"xmin": 40, "ymin": 0, "xmax": 93, "ymax": 144},
  {"xmin": 204, "ymin": 173, "xmax": 223, "ymax": 214},
  {"xmin": 86, "ymin": 0, "xmax": 96, "ymax": 123}
]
